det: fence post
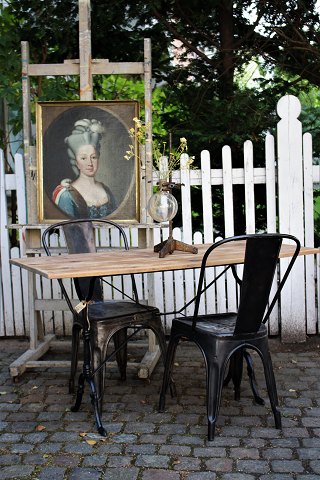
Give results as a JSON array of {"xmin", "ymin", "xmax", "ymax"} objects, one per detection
[
  {"xmin": 277, "ymin": 95, "xmax": 306, "ymax": 342},
  {"xmin": 0, "ymin": 151, "xmax": 14, "ymax": 335}
]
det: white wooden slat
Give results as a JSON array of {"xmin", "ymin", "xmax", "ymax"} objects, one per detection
[
  {"xmin": 243, "ymin": 140, "xmax": 255, "ymax": 233},
  {"xmin": 222, "ymin": 146, "xmax": 234, "ymax": 237},
  {"xmin": 122, "ymin": 226, "xmax": 136, "ymax": 300},
  {"xmin": 110, "ymin": 227, "xmax": 123, "ymax": 300},
  {"xmin": 0, "ymin": 267, "xmax": 3, "ymax": 336},
  {"xmin": 100, "ymin": 226, "xmax": 113, "ymax": 300},
  {"xmin": 265, "ymin": 134, "xmax": 277, "ymax": 233},
  {"xmin": 4, "ymin": 173, "xmax": 15, "ymax": 190},
  {"xmin": 193, "ymin": 231, "xmax": 205, "ymax": 314},
  {"xmin": 159, "ymin": 224, "xmax": 175, "ymax": 326},
  {"xmin": 180, "ymin": 153, "xmax": 195, "ymax": 315},
  {"xmin": 244, "ymin": 140, "xmax": 256, "ymax": 316},
  {"xmin": 201, "ymin": 151, "xmax": 214, "ymax": 242},
  {"xmin": 214, "ymin": 236, "xmax": 227, "ymax": 313},
  {"xmin": 10, "ymin": 247, "xmax": 25, "ymax": 336},
  {"xmin": 277, "ymin": 95, "xmax": 306, "ymax": 341},
  {"xmin": 15, "ymin": 153, "xmax": 27, "ymax": 224},
  {"xmin": 172, "ymin": 227, "xmax": 186, "ymax": 315},
  {"xmin": 265, "ymin": 133, "xmax": 279, "ymax": 334},
  {"xmin": 149, "ymin": 227, "xmax": 165, "ymax": 325},
  {"xmin": 201, "ymin": 151, "xmax": 216, "ymax": 314},
  {"xmin": 303, "ymin": 132, "xmax": 317, "ymax": 334},
  {"xmin": 0, "ymin": 153, "xmax": 14, "ymax": 335},
  {"xmin": 222, "ymin": 146, "xmax": 237, "ymax": 312},
  {"xmin": 129, "ymin": 227, "xmax": 144, "ymax": 300},
  {"xmin": 163, "ymin": 265, "xmax": 175, "ymax": 327}
]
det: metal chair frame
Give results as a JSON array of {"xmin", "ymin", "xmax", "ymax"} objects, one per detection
[
  {"xmin": 159, "ymin": 233, "xmax": 301, "ymax": 441},
  {"xmin": 42, "ymin": 218, "xmax": 167, "ymax": 436}
]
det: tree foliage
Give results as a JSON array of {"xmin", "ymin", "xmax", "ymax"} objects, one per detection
[
  {"xmin": 2, "ymin": 0, "xmax": 320, "ymax": 157},
  {"xmin": 2, "ymin": 0, "xmax": 320, "ymax": 233}
]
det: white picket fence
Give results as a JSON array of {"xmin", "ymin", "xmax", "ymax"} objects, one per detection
[{"xmin": 0, "ymin": 95, "xmax": 319, "ymax": 342}]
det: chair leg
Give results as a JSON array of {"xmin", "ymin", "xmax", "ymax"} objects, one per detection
[
  {"xmin": 243, "ymin": 349, "xmax": 265, "ymax": 405},
  {"xmin": 259, "ymin": 342, "xmax": 282, "ymax": 429},
  {"xmin": 231, "ymin": 350, "xmax": 244, "ymax": 401},
  {"xmin": 159, "ymin": 335, "xmax": 179, "ymax": 412},
  {"xmin": 69, "ymin": 324, "xmax": 81, "ymax": 394},
  {"xmin": 151, "ymin": 324, "xmax": 176, "ymax": 397},
  {"xmin": 206, "ymin": 358, "xmax": 225, "ymax": 441},
  {"xmin": 223, "ymin": 362, "xmax": 232, "ymax": 388},
  {"xmin": 71, "ymin": 372, "xmax": 85, "ymax": 412},
  {"xmin": 223, "ymin": 349, "xmax": 244, "ymax": 401},
  {"xmin": 113, "ymin": 329, "xmax": 128, "ymax": 381},
  {"xmin": 91, "ymin": 343, "xmax": 105, "ymax": 414}
]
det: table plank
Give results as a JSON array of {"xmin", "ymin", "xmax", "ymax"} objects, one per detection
[{"xmin": 10, "ymin": 243, "xmax": 319, "ymax": 279}]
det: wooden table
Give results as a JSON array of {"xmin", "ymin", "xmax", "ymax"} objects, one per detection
[
  {"xmin": 11, "ymin": 241, "xmax": 317, "ymax": 278},
  {"xmin": 9, "ymin": 242, "xmax": 318, "ymax": 380}
]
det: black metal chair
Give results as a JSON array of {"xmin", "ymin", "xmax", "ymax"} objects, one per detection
[
  {"xmin": 159, "ymin": 233, "xmax": 300, "ymax": 441},
  {"xmin": 42, "ymin": 218, "xmax": 167, "ymax": 436}
]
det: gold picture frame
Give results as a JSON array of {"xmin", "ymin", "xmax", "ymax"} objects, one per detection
[{"xmin": 36, "ymin": 100, "xmax": 139, "ymax": 223}]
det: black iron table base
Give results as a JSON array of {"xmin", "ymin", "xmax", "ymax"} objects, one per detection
[{"xmin": 71, "ymin": 311, "xmax": 107, "ymax": 436}]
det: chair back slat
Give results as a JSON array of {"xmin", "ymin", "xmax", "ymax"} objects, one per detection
[
  {"xmin": 63, "ymin": 222, "xmax": 96, "ymax": 254},
  {"xmin": 192, "ymin": 233, "xmax": 300, "ymax": 335},
  {"xmin": 234, "ymin": 236, "xmax": 282, "ymax": 334},
  {"xmin": 62, "ymin": 222, "xmax": 103, "ymax": 302}
]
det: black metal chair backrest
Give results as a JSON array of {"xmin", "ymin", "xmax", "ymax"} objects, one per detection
[
  {"xmin": 192, "ymin": 233, "xmax": 300, "ymax": 333},
  {"xmin": 42, "ymin": 218, "xmax": 139, "ymax": 310}
]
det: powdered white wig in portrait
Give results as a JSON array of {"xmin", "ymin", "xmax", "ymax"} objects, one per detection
[{"xmin": 65, "ymin": 119, "xmax": 106, "ymax": 175}]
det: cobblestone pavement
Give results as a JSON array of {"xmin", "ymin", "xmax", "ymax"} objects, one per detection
[{"xmin": 0, "ymin": 337, "xmax": 320, "ymax": 479}]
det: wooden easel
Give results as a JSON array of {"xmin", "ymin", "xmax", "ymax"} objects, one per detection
[
  {"xmin": 21, "ymin": 0, "xmax": 153, "ymax": 226},
  {"xmin": 13, "ymin": 0, "xmax": 161, "ymax": 381}
]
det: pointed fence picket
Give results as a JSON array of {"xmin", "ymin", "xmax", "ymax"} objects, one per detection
[{"xmin": 0, "ymin": 94, "xmax": 319, "ymax": 341}]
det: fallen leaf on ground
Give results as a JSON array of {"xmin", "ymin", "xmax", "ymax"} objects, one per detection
[
  {"xmin": 36, "ymin": 425, "xmax": 46, "ymax": 431},
  {"xmin": 86, "ymin": 439, "xmax": 97, "ymax": 445}
]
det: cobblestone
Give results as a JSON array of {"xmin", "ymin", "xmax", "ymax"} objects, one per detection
[{"xmin": 1, "ymin": 337, "xmax": 320, "ymax": 479}]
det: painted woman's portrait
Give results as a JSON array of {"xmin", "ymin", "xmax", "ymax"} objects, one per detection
[{"xmin": 37, "ymin": 101, "xmax": 139, "ymax": 223}]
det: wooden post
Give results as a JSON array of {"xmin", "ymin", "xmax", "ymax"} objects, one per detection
[
  {"xmin": 79, "ymin": 0, "xmax": 93, "ymax": 100},
  {"xmin": 21, "ymin": 42, "xmax": 38, "ymax": 223},
  {"xmin": 144, "ymin": 39, "xmax": 153, "ymax": 227}
]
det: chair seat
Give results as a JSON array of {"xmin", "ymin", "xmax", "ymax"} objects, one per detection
[
  {"xmin": 172, "ymin": 313, "xmax": 268, "ymax": 338},
  {"xmin": 88, "ymin": 300, "xmax": 159, "ymax": 321}
]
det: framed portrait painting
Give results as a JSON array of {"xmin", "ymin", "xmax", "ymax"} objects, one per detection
[{"xmin": 36, "ymin": 100, "xmax": 140, "ymax": 223}]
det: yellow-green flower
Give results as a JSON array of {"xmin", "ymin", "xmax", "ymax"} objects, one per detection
[{"xmin": 125, "ymin": 118, "xmax": 193, "ymax": 176}]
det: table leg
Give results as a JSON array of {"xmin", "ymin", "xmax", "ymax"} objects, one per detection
[{"xmin": 71, "ymin": 305, "xmax": 107, "ymax": 436}]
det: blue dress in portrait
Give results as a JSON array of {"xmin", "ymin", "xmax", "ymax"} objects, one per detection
[{"xmin": 52, "ymin": 179, "xmax": 116, "ymax": 218}]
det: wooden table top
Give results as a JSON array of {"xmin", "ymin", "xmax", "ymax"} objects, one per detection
[{"xmin": 10, "ymin": 242, "xmax": 319, "ymax": 280}]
